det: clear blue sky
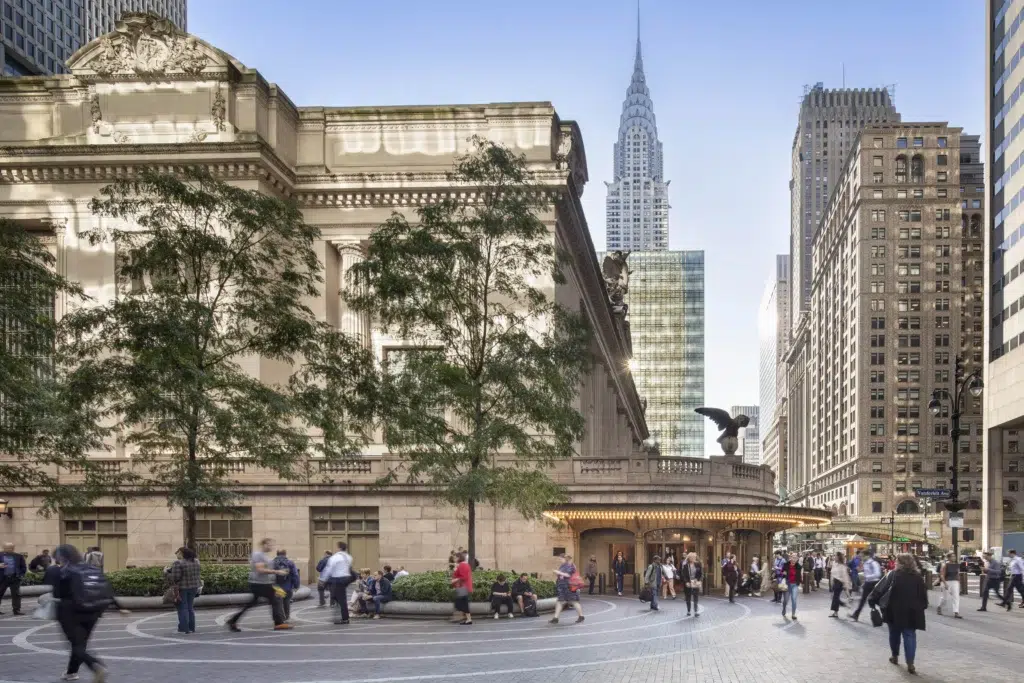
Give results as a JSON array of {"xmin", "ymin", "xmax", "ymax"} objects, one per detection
[{"xmin": 189, "ymin": 0, "xmax": 985, "ymax": 453}]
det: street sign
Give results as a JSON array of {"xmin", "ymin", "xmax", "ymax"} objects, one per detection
[
  {"xmin": 894, "ymin": 536, "xmax": 910, "ymax": 542},
  {"xmin": 914, "ymin": 487, "xmax": 951, "ymax": 498},
  {"xmin": 926, "ymin": 531, "xmax": 940, "ymax": 539},
  {"xmin": 949, "ymin": 515, "xmax": 964, "ymax": 528}
]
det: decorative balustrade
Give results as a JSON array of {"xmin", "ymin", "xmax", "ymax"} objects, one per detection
[
  {"xmin": 318, "ymin": 460, "xmax": 372, "ymax": 475},
  {"xmin": 200, "ymin": 461, "xmax": 246, "ymax": 474},
  {"xmin": 578, "ymin": 459, "xmax": 625, "ymax": 475},
  {"xmin": 62, "ymin": 461, "xmax": 123, "ymax": 474},
  {"xmin": 731, "ymin": 464, "xmax": 761, "ymax": 480},
  {"xmin": 196, "ymin": 538, "xmax": 252, "ymax": 564},
  {"xmin": 656, "ymin": 459, "xmax": 705, "ymax": 475}
]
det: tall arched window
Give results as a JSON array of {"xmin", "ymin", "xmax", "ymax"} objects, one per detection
[
  {"xmin": 970, "ymin": 214, "xmax": 982, "ymax": 235},
  {"xmin": 896, "ymin": 500, "xmax": 920, "ymax": 514},
  {"xmin": 1004, "ymin": 499, "xmax": 1016, "ymax": 513},
  {"xmin": 895, "ymin": 155, "xmax": 908, "ymax": 183},
  {"xmin": 911, "ymin": 154, "xmax": 924, "ymax": 183}
]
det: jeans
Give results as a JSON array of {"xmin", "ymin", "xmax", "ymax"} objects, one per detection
[
  {"xmin": 176, "ymin": 587, "xmax": 198, "ymax": 633},
  {"xmin": 725, "ymin": 576, "xmax": 737, "ymax": 602},
  {"xmin": 57, "ymin": 607, "xmax": 102, "ymax": 675},
  {"xmin": 853, "ymin": 580, "xmax": 877, "ymax": 617},
  {"xmin": 888, "ymin": 624, "xmax": 917, "ymax": 664},
  {"xmin": 227, "ymin": 583, "xmax": 285, "ymax": 627},
  {"xmin": 650, "ymin": 583, "xmax": 659, "ymax": 609},
  {"xmin": 814, "ymin": 568, "xmax": 823, "ymax": 587},
  {"xmin": 317, "ymin": 580, "xmax": 331, "ymax": 606},
  {"xmin": 1010, "ymin": 575, "xmax": 1024, "ymax": 602},
  {"xmin": 372, "ymin": 595, "xmax": 392, "ymax": 615},
  {"xmin": 588, "ymin": 575, "xmax": 596, "ymax": 594},
  {"xmin": 615, "ymin": 574, "xmax": 624, "ymax": 594},
  {"xmin": 0, "ymin": 578, "xmax": 21, "ymax": 613},
  {"xmin": 281, "ymin": 588, "xmax": 293, "ymax": 621},
  {"xmin": 782, "ymin": 583, "xmax": 798, "ymax": 615},
  {"xmin": 330, "ymin": 577, "xmax": 353, "ymax": 622},
  {"xmin": 685, "ymin": 586, "xmax": 699, "ymax": 613},
  {"xmin": 981, "ymin": 577, "xmax": 1006, "ymax": 609}
]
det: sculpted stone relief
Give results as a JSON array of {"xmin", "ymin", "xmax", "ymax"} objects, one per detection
[{"xmin": 87, "ymin": 13, "xmax": 208, "ymax": 78}]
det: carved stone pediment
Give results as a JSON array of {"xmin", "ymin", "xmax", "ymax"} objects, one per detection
[{"xmin": 68, "ymin": 13, "xmax": 222, "ymax": 80}]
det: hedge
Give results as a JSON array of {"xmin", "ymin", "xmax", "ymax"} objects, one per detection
[
  {"xmin": 19, "ymin": 564, "xmax": 252, "ymax": 597},
  {"xmin": 392, "ymin": 570, "xmax": 556, "ymax": 603}
]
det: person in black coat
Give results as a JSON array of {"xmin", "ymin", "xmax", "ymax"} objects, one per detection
[
  {"xmin": 880, "ymin": 553, "xmax": 928, "ymax": 675},
  {"xmin": 679, "ymin": 552, "xmax": 703, "ymax": 616}
]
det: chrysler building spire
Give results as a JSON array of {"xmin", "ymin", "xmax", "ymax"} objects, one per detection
[{"xmin": 605, "ymin": 5, "xmax": 669, "ymax": 251}]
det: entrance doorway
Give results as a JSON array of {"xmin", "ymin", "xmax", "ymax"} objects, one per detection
[
  {"xmin": 310, "ymin": 507, "xmax": 380, "ymax": 579},
  {"xmin": 644, "ymin": 529, "xmax": 707, "ymax": 566},
  {"xmin": 62, "ymin": 507, "xmax": 128, "ymax": 570}
]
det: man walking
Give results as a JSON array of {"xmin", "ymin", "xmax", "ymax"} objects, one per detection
[
  {"xmin": 324, "ymin": 541, "xmax": 355, "ymax": 625},
  {"xmin": 771, "ymin": 550, "xmax": 785, "ymax": 603},
  {"xmin": 1007, "ymin": 549, "xmax": 1024, "ymax": 608},
  {"xmin": 851, "ymin": 550, "xmax": 881, "ymax": 621},
  {"xmin": 644, "ymin": 554, "xmax": 663, "ymax": 611},
  {"xmin": 272, "ymin": 549, "xmax": 300, "ymax": 622},
  {"xmin": 936, "ymin": 551, "xmax": 962, "ymax": 619},
  {"xmin": 979, "ymin": 550, "xmax": 1010, "ymax": 612},
  {"xmin": 813, "ymin": 552, "xmax": 825, "ymax": 589},
  {"xmin": 316, "ymin": 550, "xmax": 332, "ymax": 607},
  {"xmin": 226, "ymin": 538, "xmax": 290, "ymax": 631},
  {"xmin": 0, "ymin": 542, "xmax": 27, "ymax": 615},
  {"xmin": 84, "ymin": 546, "xmax": 104, "ymax": 570}
]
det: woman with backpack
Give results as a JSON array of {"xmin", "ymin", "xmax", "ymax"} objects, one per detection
[
  {"xmin": 549, "ymin": 554, "xmax": 584, "ymax": 625},
  {"xmin": 44, "ymin": 544, "xmax": 111, "ymax": 682},
  {"xmin": 870, "ymin": 553, "xmax": 928, "ymax": 675}
]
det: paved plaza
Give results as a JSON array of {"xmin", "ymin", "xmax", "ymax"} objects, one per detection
[{"xmin": 0, "ymin": 589, "xmax": 1021, "ymax": 683}]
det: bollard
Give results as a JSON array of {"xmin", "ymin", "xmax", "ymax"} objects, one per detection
[
  {"xmin": 803, "ymin": 571, "xmax": 811, "ymax": 594},
  {"xmin": 632, "ymin": 573, "xmax": 639, "ymax": 595},
  {"xmin": 959, "ymin": 572, "xmax": 968, "ymax": 596},
  {"xmin": 924, "ymin": 570, "xmax": 932, "ymax": 590},
  {"xmin": 598, "ymin": 573, "xmax": 606, "ymax": 595}
]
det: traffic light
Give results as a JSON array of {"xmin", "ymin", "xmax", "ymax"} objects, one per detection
[{"xmin": 962, "ymin": 529, "xmax": 975, "ymax": 541}]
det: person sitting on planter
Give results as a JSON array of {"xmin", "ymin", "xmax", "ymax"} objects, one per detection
[
  {"xmin": 365, "ymin": 570, "xmax": 392, "ymax": 619},
  {"xmin": 490, "ymin": 573, "xmax": 515, "ymax": 619},
  {"xmin": 512, "ymin": 573, "xmax": 537, "ymax": 615},
  {"xmin": 351, "ymin": 569, "xmax": 373, "ymax": 617},
  {"xmin": 382, "ymin": 565, "xmax": 396, "ymax": 582}
]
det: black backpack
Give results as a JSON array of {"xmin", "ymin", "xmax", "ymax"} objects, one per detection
[{"xmin": 66, "ymin": 563, "xmax": 115, "ymax": 612}]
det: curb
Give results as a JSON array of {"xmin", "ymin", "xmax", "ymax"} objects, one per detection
[
  {"xmin": 36, "ymin": 586, "xmax": 311, "ymax": 611},
  {"xmin": 378, "ymin": 597, "xmax": 557, "ymax": 617}
]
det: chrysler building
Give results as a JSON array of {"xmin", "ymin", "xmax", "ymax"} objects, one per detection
[{"xmin": 605, "ymin": 20, "xmax": 669, "ymax": 251}]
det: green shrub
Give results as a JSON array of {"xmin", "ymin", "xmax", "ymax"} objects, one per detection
[
  {"xmin": 19, "ymin": 564, "xmax": 252, "ymax": 597},
  {"xmin": 392, "ymin": 570, "xmax": 556, "ymax": 603}
]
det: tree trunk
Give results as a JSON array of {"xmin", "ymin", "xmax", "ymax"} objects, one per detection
[
  {"xmin": 467, "ymin": 498, "xmax": 476, "ymax": 571},
  {"xmin": 185, "ymin": 505, "xmax": 197, "ymax": 551}
]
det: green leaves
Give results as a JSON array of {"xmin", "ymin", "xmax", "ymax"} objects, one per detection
[
  {"xmin": 62, "ymin": 168, "xmax": 377, "ymax": 541},
  {"xmin": 349, "ymin": 138, "xmax": 590, "ymax": 562}
]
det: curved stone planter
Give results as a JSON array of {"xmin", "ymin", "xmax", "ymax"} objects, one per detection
[
  {"xmin": 36, "ymin": 585, "xmax": 311, "ymax": 611},
  {"xmin": 379, "ymin": 597, "xmax": 557, "ymax": 618}
]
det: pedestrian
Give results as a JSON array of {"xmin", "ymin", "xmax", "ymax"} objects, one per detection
[
  {"xmin": 771, "ymin": 550, "xmax": 785, "ymax": 603},
  {"xmin": 721, "ymin": 553, "xmax": 738, "ymax": 603},
  {"xmin": 550, "ymin": 554, "xmax": 584, "ymax": 624},
  {"xmin": 877, "ymin": 553, "xmax": 928, "ymax": 675},
  {"xmin": 29, "ymin": 549, "xmax": 52, "ymax": 573},
  {"xmin": 324, "ymin": 541, "xmax": 355, "ymax": 625},
  {"xmin": 272, "ymin": 549, "xmax": 300, "ymax": 622},
  {"xmin": 170, "ymin": 546, "xmax": 201, "ymax": 634},
  {"xmin": 367, "ymin": 569, "xmax": 393, "ymax": 619},
  {"xmin": 661, "ymin": 556, "xmax": 676, "ymax": 599},
  {"xmin": 45, "ymin": 544, "xmax": 112, "ymax": 682},
  {"xmin": 612, "ymin": 551, "xmax": 627, "ymax": 596},
  {"xmin": 395, "ymin": 566, "xmax": 409, "ymax": 580},
  {"xmin": 851, "ymin": 550, "xmax": 881, "ymax": 621},
  {"xmin": 490, "ymin": 573, "xmax": 515, "ymax": 619},
  {"xmin": 779, "ymin": 552, "xmax": 801, "ymax": 619},
  {"xmin": 644, "ymin": 554, "xmax": 663, "ymax": 611},
  {"xmin": 802, "ymin": 552, "xmax": 815, "ymax": 592},
  {"xmin": 814, "ymin": 552, "xmax": 825, "ymax": 589},
  {"xmin": 828, "ymin": 551, "xmax": 851, "ymax": 618},
  {"xmin": 83, "ymin": 547, "xmax": 104, "ymax": 571},
  {"xmin": 451, "ymin": 550, "xmax": 474, "ymax": 625},
  {"xmin": 0, "ymin": 542, "xmax": 27, "ymax": 616},
  {"xmin": 585, "ymin": 555, "xmax": 598, "ymax": 595},
  {"xmin": 315, "ymin": 550, "xmax": 332, "ymax": 607},
  {"xmin": 226, "ymin": 538, "xmax": 290, "ymax": 632},
  {"xmin": 978, "ymin": 550, "xmax": 1010, "ymax": 612},
  {"xmin": 749, "ymin": 555, "xmax": 762, "ymax": 597},
  {"xmin": 848, "ymin": 552, "xmax": 862, "ymax": 593},
  {"xmin": 935, "ymin": 551, "xmax": 962, "ymax": 619},
  {"xmin": 680, "ymin": 552, "xmax": 703, "ymax": 616},
  {"xmin": 1007, "ymin": 549, "xmax": 1024, "ymax": 608}
]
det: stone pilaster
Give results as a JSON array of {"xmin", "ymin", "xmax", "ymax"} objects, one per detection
[
  {"xmin": 983, "ymin": 428, "xmax": 1005, "ymax": 550},
  {"xmin": 334, "ymin": 241, "xmax": 371, "ymax": 348}
]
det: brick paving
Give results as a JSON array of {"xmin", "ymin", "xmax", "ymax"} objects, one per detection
[{"xmin": 0, "ymin": 588, "xmax": 1021, "ymax": 682}]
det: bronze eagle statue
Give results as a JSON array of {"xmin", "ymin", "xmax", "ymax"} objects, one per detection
[{"xmin": 695, "ymin": 407, "xmax": 750, "ymax": 456}]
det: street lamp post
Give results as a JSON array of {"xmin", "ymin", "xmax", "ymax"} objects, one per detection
[
  {"xmin": 928, "ymin": 354, "xmax": 983, "ymax": 564},
  {"xmin": 880, "ymin": 513, "xmax": 896, "ymax": 556}
]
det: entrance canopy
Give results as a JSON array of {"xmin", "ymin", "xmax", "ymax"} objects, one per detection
[{"xmin": 543, "ymin": 503, "xmax": 832, "ymax": 528}]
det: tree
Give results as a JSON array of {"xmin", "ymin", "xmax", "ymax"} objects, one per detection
[
  {"xmin": 348, "ymin": 138, "xmax": 591, "ymax": 565},
  {"xmin": 62, "ymin": 168, "xmax": 378, "ymax": 547},
  {"xmin": 0, "ymin": 220, "xmax": 120, "ymax": 512}
]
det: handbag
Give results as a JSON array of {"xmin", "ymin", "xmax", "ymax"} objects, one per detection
[
  {"xmin": 869, "ymin": 606, "xmax": 884, "ymax": 627},
  {"xmin": 689, "ymin": 580, "xmax": 702, "ymax": 590},
  {"xmin": 638, "ymin": 587, "xmax": 653, "ymax": 602},
  {"xmin": 568, "ymin": 571, "xmax": 585, "ymax": 592},
  {"xmin": 162, "ymin": 586, "xmax": 180, "ymax": 605},
  {"xmin": 777, "ymin": 578, "xmax": 788, "ymax": 592}
]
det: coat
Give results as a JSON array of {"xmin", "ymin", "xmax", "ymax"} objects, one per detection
[
  {"xmin": 612, "ymin": 558, "xmax": 627, "ymax": 576},
  {"xmin": 884, "ymin": 569, "xmax": 928, "ymax": 631},
  {"xmin": 679, "ymin": 562, "xmax": 703, "ymax": 586}
]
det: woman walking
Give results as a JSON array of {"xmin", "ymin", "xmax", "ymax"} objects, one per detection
[
  {"xmin": 44, "ymin": 544, "xmax": 108, "ymax": 682},
  {"xmin": 750, "ymin": 555, "xmax": 762, "ymax": 597},
  {"xmin": 612, "ymin": 551, "xmax": 627, "ymax": 596},
  {"xmin": 680, "ymin": 552, "xmax": 703, "ymax": 616},
  {"xmin": 875, "ymin": 553, "xmax": 928, "ymax": 675},
  {"xmin": 661, "ymin": 557, "xmax": 676, "ymax": 600},
  {"xmin": 550, "ymin": 554, "xmax": 584, "ymax": 624},
  {"xmin": 779, "ymin": 552, "xmax": 802, "ymax": 619},
  {"xmin": 170, "ymin": 546, "xmax": 201, "ymax": 634},
  {"xmin": 585, "ymin": 555, "xmax": 598, "ymax": 595},
  {"xmin": 828, "ymin": 552, "xmax": 851, "ymax": 618}
]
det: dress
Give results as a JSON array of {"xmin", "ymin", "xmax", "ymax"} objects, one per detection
[{"xmin": 556, "ymin": 562, "xmax": 578, "ymax": 603}]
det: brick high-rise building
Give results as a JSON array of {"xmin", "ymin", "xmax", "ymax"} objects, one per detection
[{"xmin": 788, "ymin": 123, "xmax": 985, "ymax": 522}]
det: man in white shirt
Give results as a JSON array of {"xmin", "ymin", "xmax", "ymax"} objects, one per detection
[
  {"xmin": 324, "ymin": 541, "xmax": 355, "ymax": 625},
  {"xmin": 395, "ymin": 566, "xmax": 409, "ymax": 579},
  {"xmin": 1008, "ymin": 549, "xmax": 1024, "ymax": 608},
  {"xmin": 851, "ymin": 550, "xmax": 881, "ymax": 621},
  {"xmin": 813, "ymin": 553, "xmax": 825, "ymax": 589}
]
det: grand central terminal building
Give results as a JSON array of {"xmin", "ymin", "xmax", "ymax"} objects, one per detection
[{"xmin": 0, "ymin": 14, "xmax": 829, "ymax": 586}]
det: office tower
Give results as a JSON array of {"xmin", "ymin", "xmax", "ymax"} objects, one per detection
[
  {"xmin": 603, "ymin": 251, "xmax": 704, "ymax": 456},
  {"xmin": 605, "ymin": 21, "xmax": 669, "ymax": 251},
  {"xmin": 788, "ymin": 123, "xmax": 985, "ymax": 523},
  {"xmin": 759, "ymin": 255, "xmax": 790, "ymax": 486},
  {"xmin": 1, "ymin": 0, "xmax": 186, "ymax": 76},
  {"xmin": 985, "ymin": 0, "xmax": 1024, "ymax": 549},
  {"xmin": 731, "ymin": 405, "xmax": 760, "ymax": 465},
  {"xmin": 789, "ymin": 85, "xmax": 900, "ymax": 332}
]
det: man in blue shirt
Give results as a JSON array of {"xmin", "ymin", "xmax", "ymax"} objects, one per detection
[
  {"xmin": 851, "ymin": 550, "xmax": 881, "ymax": 621},
  {"xmin": 272, "ymin": 549, "xmax": 301, "ymax": 622},
  {"xmin": 0, "ymin": 542, "xmax": 27, "ymax": 615}
]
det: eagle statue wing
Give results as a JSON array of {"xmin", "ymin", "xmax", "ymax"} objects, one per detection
[{"xmin": 694, "ymin": 407, "xmax": 733, "ymax": 431}]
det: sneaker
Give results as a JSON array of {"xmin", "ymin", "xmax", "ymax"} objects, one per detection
[
  {"xmin": 977, "ymin": 608, "xmax": 987, "ymax": 611},
  {"xmin": 617, "ymin": 592, "xmax": 622, "ymax": 596},
  {"xmin": 907, "ymin": 664, "xmax": 916, "ymax": 675},
  {"xmin": 459, "ymin": 620, "xmax": 473, "ymax": 625},
  {"xmin": 695, "ymin": 611, "xmax": 700, "ymax": 617},
  {"xmin": 12, "ymin": 611, "xmax": 24, "ymax": 616},
  {"xmin": 954, "ymin": 613, "xmax": 962, "ymax": 619},
  {"xmin": 936, "ymin": 607, "xmax": 942, "ymax": 615},
  {"xmin": 549, "ymin": 617, "xmax": 559, "ymax": 624},
  {"xmin": 828, "ymin": 612, "xmax": 838, "ymax": 618},
  {"xmin": 227, "ymin": 623, "xmax": 241, "ymax": 633},
  {"xmin": 93, "ymin": 666, "xmax": 107, "ymax": 683},
  {"xmin": 60, "ymin": 675, "xmax": 79, "ymax": 681},
  {"xmin": 889, "ymin": 656, "xmax": 899, "ymax": 666},
  {"xmin": 791, "ymin": 614, "xmax": 797, "ymax": 620},
  {"xmin": 575, "ymin": 615, "xmax": 584, "ymax": 624},
  {"xmin": 494, "ymin": 613, "xmax": 500, "ymax": 620},
  {"xmin": 508, "ymin": 613, "xmax": 514, "ymax": 619},
  {"xmin": 686, "ymin": 611, "xmax": 691, "ymax": 616},
  {"xmin": 274, "ymin": 624, "xmax": 293, "ymax": 630},
  {"xmin": 372, "ymin": 615, "xmax": 381, "ymax": 620}
]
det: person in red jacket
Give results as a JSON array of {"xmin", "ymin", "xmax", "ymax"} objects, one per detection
[{"xmin": 451, "ymin": 551, "xmax": 474, "ymax": 625}]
